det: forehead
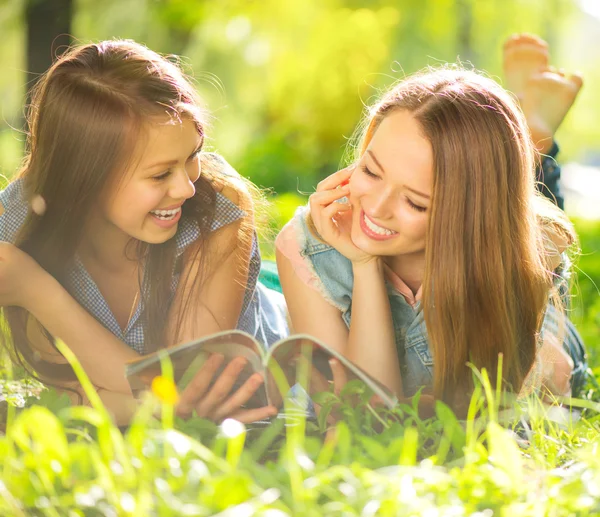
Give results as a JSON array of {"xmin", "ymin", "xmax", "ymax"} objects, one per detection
[
  {"xmin": 132, "ymin": 116, "xmax": 200, "ymax": 166},
  {"xmin": 367, "ymin": 110, "xmax": 433, "ymax": 191}
]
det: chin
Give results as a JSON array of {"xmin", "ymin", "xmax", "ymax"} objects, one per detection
[
  {"xmin": 351, "ymin": 232, "xmax": 384, "ymax": 254},
  {"xmin": 140, "ymin": 228, "xmax": 178, "ymax": 245}
]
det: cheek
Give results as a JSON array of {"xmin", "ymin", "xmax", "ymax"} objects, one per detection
[
  {"xmin": 110, "ymin": 183, "xmax": 163, "ymax": 218},
  {"xmin": 348, "ymin": 175, "xmax": 370, "ymax": 204},
  {"xmin": 407, "ymin": 212, "xmax": 429, "ymax": 241},
  {"xmin": 395, "ymin": 206, "xmax": 429, "ymax": 240}
]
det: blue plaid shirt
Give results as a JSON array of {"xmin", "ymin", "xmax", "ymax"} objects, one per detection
[{"xmin": 0, "ymin": 154, "xmax": 288, "ymax": 354}]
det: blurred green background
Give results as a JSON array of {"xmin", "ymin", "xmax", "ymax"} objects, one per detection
[
  {"xmin": 2, "ymin": 0, "xmax": 600, "ymax": 193},
  {"xmin": 0, "ymin": 0, "xmax": 598, "ymax": 350}
]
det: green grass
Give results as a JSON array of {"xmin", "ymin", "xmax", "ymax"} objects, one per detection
[{"xmin": 0, "ymin": 216, "xmax": 598, "ymax": 516}]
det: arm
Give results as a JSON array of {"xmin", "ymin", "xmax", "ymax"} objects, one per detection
[
  {"xmin": 165, "ymin": 183, "xmax": 251, "ymax": 344},
  {"xmin": 24, "ymin": 266, "xmax": 139, "ymax": 394},
  {"xmin": 347, "ymin": 259, "xmax": 403, "ymax": 397},
  {"xmin": 276, "ymin": 246, "xmax": 348, "ymax": 353},
  {"xmin": 539, "ymin": 332, "xmax": 573, "ymax": 398},
  {"xmin": 278, "ymin": 248, "xmax": 403, "ymax": 398},
  {"xmin": 277, "ymin": 185, "xmax": 404, "ymax": 398},
  {"xmin": 21, "ymin": 274, "xmax": 141, "ymax": 426}
]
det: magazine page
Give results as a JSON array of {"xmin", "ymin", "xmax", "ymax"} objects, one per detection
[
  {"xmin": 266, "ymin": 334, "xmax": 398, "ymax": 408},
  {"xmin": 125, "ymin": 330, "xmax": 270, "ymax": 407}
]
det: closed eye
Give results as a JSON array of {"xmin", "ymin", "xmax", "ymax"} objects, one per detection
[
  {"xmin": 407, "ymin": 198, "xmax": 427, "ymax": 212},
  {"xmin": 153, "ymin": 147, "xmax": 201, "ymax": 182},
  {"xmin": 152, "ymin": 170, "xmax": 172, "ymax": 181},
  {"xmin": 361, "ymin": 165, "xmax": 380, "ymax": 179}
]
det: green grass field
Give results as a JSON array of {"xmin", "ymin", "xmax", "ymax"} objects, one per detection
[{"xmin": 0, "ymin": 217, "xmax": 598, "ymax": 516}]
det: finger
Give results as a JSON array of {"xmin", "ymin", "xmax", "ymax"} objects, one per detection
[
  {"xmin": 369, "ymin": 394, "xmax": 385, "ymax": 407},
  {"xmin": 307, "ymin": 361, "xmax": 332, "ymax": 394},
  {"xmin": 309, "ymin": 186, "xmax": 351, "ymax": 210},
  {"xmin": 212, "ymin": 373, "xmax": 266, "ymax": 422},
  {"xmin": 312, "ymin": 195, "xmax": 352, "ymax": 241},
  {"xmin": 315, "ymin": 165, "xmax": 355, "ymax": 192},
  {"xmin": 176, "ymin": 354, "xmax": 225, "ymax": 417},
  {"xmin": 322, "ymin": 198, "xmax": 352, "ymax": 221},
  {"xmin": 194, "ymin": 357, "xmax": 248, "ymax": 418},
  {"xmin": 228, "ymin": 405, "xmax": 278, "ymax": 424}
]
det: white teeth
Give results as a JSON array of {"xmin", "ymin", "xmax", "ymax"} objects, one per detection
[
  {"xmin": 151, "ymin": 207, "xmax": 181, "ymax": 220},
  {"xmin": 363, "ymin": 213, "xmax": 397, "ymax": 236}
]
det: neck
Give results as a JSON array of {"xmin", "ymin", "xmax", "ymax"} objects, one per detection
[
  {"xmin": 385, "ymin": 251, "xmax": 425, "ymax": 296},
  {"xmin": 78, "ymin": 214, "xmax": 140, "ymax": 274}
]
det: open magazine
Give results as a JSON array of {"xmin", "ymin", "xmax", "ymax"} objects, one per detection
[{"xmin": 125, "ymin": 330, "xmax": 398, "ymax": 410}]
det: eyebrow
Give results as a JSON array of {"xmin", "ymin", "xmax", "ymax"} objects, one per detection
[
  {"xmin": 145, "ymin": 140, "xmax": 203, "ymax": 170},
  {"xmin": 366, "ymin": 150, "xmax": 431, "ymax": 200}
]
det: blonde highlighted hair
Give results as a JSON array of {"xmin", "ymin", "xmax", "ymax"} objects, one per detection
[{"xmin": 354, "ymin": 67, "xmax": 575, "ymax": 411}]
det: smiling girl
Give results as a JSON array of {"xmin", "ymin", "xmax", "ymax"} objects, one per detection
[
  {"xmin": 276, "ymin": 68, "xmax": 585, "ymax": 413},
  {"xmin": 0, "ymin": 40, "xmax": 287, "ymax": 424}
]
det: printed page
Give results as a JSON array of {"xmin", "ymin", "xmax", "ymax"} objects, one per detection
[
  {"xmin": 125, "ymin": 331, "xmax": 271, "ymax": 408},
  {"xmin": 267, "ymin": 335, "xmax": 398, "ymax": 408}
]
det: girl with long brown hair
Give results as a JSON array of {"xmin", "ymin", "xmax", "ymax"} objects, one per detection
[
  {"xmin": 276, "ymin": 67, "xmax": 585, "ymax": 414},
  {"xmin": 0, "ymin": 40, "xmax": 287, "ymax": 424}
]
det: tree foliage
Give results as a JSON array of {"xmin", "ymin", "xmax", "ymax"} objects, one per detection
[{"xmin": 0, "ymin": 0, "xmax": 597, "ymax": 191}]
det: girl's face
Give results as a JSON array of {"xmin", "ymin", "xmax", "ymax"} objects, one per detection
[
  {"xmin": 99, "ymin": 117, "xmax": 202, "ymax": 246},
  {"xmin": 349, "ymin": 110, "xmax": 434, "ymax": 258}
]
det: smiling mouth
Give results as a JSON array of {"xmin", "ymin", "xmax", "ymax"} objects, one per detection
[
  {"xmin": 362, "ymin": 212, "xmax": 398, "ymax": 236},
  {"xmin": 150, "ymin": 207, "xmax": 181, "ymax": 221}
]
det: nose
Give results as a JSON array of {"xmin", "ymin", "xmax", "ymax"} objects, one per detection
[
  {"xmin": 170, "ymin": 167, "xmax": 196, "ymax": 200},
  {"xmin": 368, "ymin": 188, "xmax": 395, "ymax": 219}
]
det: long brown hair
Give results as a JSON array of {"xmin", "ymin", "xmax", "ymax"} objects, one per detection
[
  {"xmin": 2, "ymin": 40, "xmax": 255, "ymax": 382},
  {"xmin": 354, "ymin": 67, "xmax": 575, "ymax": 409}
]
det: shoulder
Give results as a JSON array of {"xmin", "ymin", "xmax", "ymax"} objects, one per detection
[
  {"xmin": 0, "ymin": 178, "xmax": 29, "ymax": 243},
  {"xmin": 176, "ymin": 154, "xmax": 253, "ymax": 258},
  {"xmin": 288, "ymin": 204, "xmax": 339, "ymax": 257},
  {"xmin": 200, "ymin": 152, "xmax": 241, "ymax": 180},
  {"xmin": 200, "ymin": 152, "xmax": 251, "ymax": 208},
  {"xmin": 278, "ymin": 204, "xmax": 353, "ymax": 309}
]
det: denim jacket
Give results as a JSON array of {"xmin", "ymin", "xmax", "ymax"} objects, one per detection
[
  {"xmin": 294, "ymin": 206, "xmax": 432, "ymax": 396},
  {"xmin": 292, "ymin": 205, "xmax": 585, "ymax": 397}
]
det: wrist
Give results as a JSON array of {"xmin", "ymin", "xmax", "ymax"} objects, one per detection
[{"xmin": 352, "ymin": 256, "xmax": 383, "ymax": 274}]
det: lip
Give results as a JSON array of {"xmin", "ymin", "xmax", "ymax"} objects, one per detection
[
  {"xmin": 359, "ymin": 210, "xmax": 398, "ymax": 241},
  {"xmin": 149, "ymin": 207, "xmax": 183, "ymax": 229},
  {"xmin": 153, "ymin": 202, "xmax": 184, "ymax": 211}
]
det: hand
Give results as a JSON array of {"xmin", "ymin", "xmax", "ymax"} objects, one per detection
[
  {"xmin": 308, "ymin": 358, "xmax": 349, "ymax": 429},
  {"xmin": 0, "ymin": 242, "xmax": 43, "ymax": 308},
  {"xmin": 309, "ymin": 167, "xmax": 375, "ymax": 265},
  {"xmin": 175, "ymin": 354, "xmax": 278, "ymax": 424}
]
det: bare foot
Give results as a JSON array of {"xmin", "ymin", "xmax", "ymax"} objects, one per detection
[
  {"xmin": 522, "ymin": 67, "xmax": 583, "ymax": 153},
  {"xmin": 503, "ymin": 33, "xmax": 549, "ymax": 101}
]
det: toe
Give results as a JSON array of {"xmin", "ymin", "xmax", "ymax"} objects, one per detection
[{"xmin": 569, "ymin": 72, "xmax": 584, "ymax": 90}]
